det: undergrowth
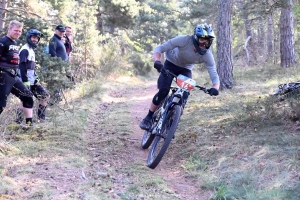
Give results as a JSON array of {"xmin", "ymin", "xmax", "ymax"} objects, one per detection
[{"xmin": 177, "ymin": 64, "xmax": 300, "ymax": 199}]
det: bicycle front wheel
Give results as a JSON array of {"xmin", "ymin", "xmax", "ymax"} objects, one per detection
[
  {"xmin": 141, "ymin": 96, "xmax": 168, "ymax": 149},
  {"xmin": 147, "ymin": 104, "xmax": 181, "ymax": 169},
  {"xmin": 141, "ymin": 129, "xmax": 155, "ymax": 149}
]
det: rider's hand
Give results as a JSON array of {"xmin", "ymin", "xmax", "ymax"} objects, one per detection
[
  {"xmin": 208, "ymin": 88, "xmax": 219, "ymax": 96},
  {"xmin": 154, "ymin": 60, "xmax": 163, "ymax": 72},
  {"xmin": 23, "ymin": 81, "xmax": 30, "ymax": 89}
]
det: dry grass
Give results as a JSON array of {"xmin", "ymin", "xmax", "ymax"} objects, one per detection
[
  {"xmin": 176, "ymin": 64, "xmax": 300, "ymax": 199},
  {"xmin": 0, "ymin": 63, "xmax": 299, "ymax": 199}
]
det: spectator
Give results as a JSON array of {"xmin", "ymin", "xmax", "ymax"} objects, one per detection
[
  {"xmin": 17, "ymin": 29, "xmax": 50, "ymax": 122},
  {"xmin": 64, "ymin": 26, "xmax": 73, "ymax": 58},
  {"xmin": 0, "ymin": 20, "xmax": 34, "ymax": 127},
  {"xmin": 49, "ymin": 24, "xmax": 68, "ymax": 61}
]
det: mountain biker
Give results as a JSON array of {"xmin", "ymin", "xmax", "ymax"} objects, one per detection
[
  {"xmin": 0, "ymin": 20, "xmax": 34, "ymax": 127},
  {"xmin": 139, "ymin": 24, "xmax": 220, "ymax": 130},
  {"xmin": 17, "ymin": 29, "xmax": 50, "ymax": 122}
]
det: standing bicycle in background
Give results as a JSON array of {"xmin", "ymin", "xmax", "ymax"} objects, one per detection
[
  {"xmin": 139, "ymin": 24, "xmax": 220, "ymax": 130},
  {"xmin": 0, "ymin": 20, "xmax": 34, "ymax": 127},
  {"xmin": 17, "ymin": 29, "xmax": 50, "ymax": 122}
]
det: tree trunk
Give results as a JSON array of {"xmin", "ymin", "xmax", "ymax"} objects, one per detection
[
  {"xmin": 279, "ymin": 0, "xmax": 295, "ymax": 68},
  {"xmin": 217, "ymin": 0, "xmax": 233, "ymax": 90},
  {"xmin": 257, "ymin": 16, "xmax": 265, "ymax": 58},
  {"xmin": 267, "ymin": 14, "xmax": 274, "ymax": 60},
  {"xmin": 242, "ymin": 7, "xmax": 257, "ymax": 66},
  {"xmin": 0, "ymin": 0, "xmax": 9, "ymax": 30}
]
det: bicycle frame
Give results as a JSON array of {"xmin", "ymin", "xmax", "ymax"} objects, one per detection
[
  {"xmin": 144, "ymin": 69, "xmax": 210, "ymax": 169},
  {"xmin": 151, "ymin": 69, "xmax": 208, "ymax": 137}
]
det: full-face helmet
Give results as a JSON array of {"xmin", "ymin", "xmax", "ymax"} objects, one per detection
[
  {"xmin": 193, "ymin": 24, "xmax": 215, "ymax": 55},
  {"xmin": 26, "ymin": 29, "xmax": 43, "ymax": 49}
]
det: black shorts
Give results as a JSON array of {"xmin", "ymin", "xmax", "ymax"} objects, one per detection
[
  {"xmin": 157, "ymin": 60, "xmax": 192, "ymax": 90},
  {"xmin": 31, "ymin": 84, "xmax": 50, "ymax": 100},
  {"xmin": 0, "ymin": 71, "xmax": 33, "ymax": 107}
]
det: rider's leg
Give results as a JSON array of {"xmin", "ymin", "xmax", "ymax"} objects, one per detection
[
  {"xmin": 179, "ymin": 66, "xmax": 192, "ymax": 110},
  {"xmin": 139, "ymin": 68, "xmax": 173, "ymax": 130},
  {"xmin": 11, "ymin": 78, "xmax": 34, "ymax": 125},
  {"xmin": 147, "ymin": 88, "xmax": 169, "ymax": 117},
  {"xmin": 22, "ymin": 96, "xmax": 34, "ymax": 125},
  {"xmin": 0, "ymin": 72, "xmax": 16, "ymax": 115},
  {"xmin": 140, "ymin": 88, "xmax": 170, "ymax": 130}
]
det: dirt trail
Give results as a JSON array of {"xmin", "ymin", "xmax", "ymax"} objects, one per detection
[
  {"xmin": 126, "ymin": 84, "xmax": 207, "ymax": 200},
  {"xmin": 101, "ymin": 81, "xmax": 211, "ymax": 200}
]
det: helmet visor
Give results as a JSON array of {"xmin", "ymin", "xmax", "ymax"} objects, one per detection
[{"xmin": 198, "ymin": 38, "xmax": 212, "ymax": 49}]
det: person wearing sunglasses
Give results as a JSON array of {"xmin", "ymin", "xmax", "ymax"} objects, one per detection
[{"xmin": 139, "ymin": 24, "xmax": 220, "ymax": 131}]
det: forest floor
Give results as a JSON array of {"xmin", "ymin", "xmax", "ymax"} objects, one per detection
[
  {"xmin": 1, "ymin": 67, "xmax": 300, "ymax": 200},
  {"xmin": 0, "ymin": 77, "xmax": 211, "ymax": 200},
  {"xmin": 82, "ymin": 80, "xmax": 212, "ymax": 200}
]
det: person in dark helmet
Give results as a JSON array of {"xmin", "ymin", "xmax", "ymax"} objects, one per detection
[
  {"xmin": 139, "ymin": 24, "xmax": 220, "ymax": 130},
  {"xmin": 17, "ymin": 29, "xmax": 50, "ymax": 122},
  {"xmin": 0, "ymin": 20, "xmax": 35, "ymax": 128}
]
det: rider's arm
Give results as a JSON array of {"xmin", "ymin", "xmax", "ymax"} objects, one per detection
[
  {"xmin": 203, "ymin": 51, "xmax": 220, "ymax": 90},
  {"xmin": 153, "ymin": 52, "xmax": 161, "ymax": 62},
  {"xmin": 153, "ymin": 35, "xmax": 189, "ymax": 61},
  {"xmin": 0, "ymin": 42, "xmax": 4, "ymax": 57},
  {"xmin": 19, "ymin": 49, "xmax": 29, "ymax": 83},
  {"xmin": 212, "ymin": 84, "xmax": 220, "ymax": 90}
]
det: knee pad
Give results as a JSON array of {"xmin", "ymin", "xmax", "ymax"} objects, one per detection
[
  {"xmin": 152, "ymin": 88, "xmax": 169, "ymax": 105},
  {"xmin": 0, "ymin": 107, "xmax": 3, "ymax": 115},
  {"xmin": 22, "ymin": 96, "xmax": 34, "ymax": 108}
]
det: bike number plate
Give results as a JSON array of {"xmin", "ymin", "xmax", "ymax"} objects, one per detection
[{"xmin": 176, "ymin": 74, "xmax": 196, "ymax": 91}]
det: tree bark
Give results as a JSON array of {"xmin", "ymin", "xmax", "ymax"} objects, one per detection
[
  {"xmin": 0, "ymin": 0, "xmax": 9, "ymax": 30},
  {"xmin": 217, "ymin": 0, "xmax": 233, "ymax": 90},
  {"xmin": 267, "ymin": 14, "xmax": 274, "ymax": 60},
  {"xmin": 257, "ymin": 16, "xmax": 265, "ymax": 58},
  {"xmin": 242, "ymin": 10, "xmax": 257, "ymax": 66},
  {"xmin": 279, "ymin": 0, "xmax": 295, "ymax": 68}
]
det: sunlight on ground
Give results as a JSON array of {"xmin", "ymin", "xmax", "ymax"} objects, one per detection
[{"xmin": 1, "ymin": 65, "xmax": 300, "ymax": 199}]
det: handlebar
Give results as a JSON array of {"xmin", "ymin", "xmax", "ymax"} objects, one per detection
[{"xmin": 161, "ymin": 68, "xmax": 209, "ymax": 94}]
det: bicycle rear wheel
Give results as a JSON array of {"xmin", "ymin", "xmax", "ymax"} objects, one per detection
[{"xmin": 147, "ymin": 104, "xmax": 181, "ymax": 169}]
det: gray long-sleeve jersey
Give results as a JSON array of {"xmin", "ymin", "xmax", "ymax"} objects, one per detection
[{"xmin": 153, "ymin": 35, "xmax": 220, "ymax": 85}]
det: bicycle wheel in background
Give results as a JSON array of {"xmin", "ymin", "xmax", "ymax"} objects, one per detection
[
  {"xmin": 141, "ymin": 96, "xmax": 168, "ymax": 149},
  {"xmin": 147, "ymin": 104, "xmax": 181, "ymax": 169}
]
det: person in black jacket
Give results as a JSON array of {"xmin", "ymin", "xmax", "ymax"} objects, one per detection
[
  {"xmin": 49, "ymin": 25, "xmax": 75, "ymax": 82},
  {"xmin": 0, "ymin": 20, "xmax": 34, "ymax": 127},
  {"xmin": 49, "ymin": 25, "xmax": 68, "ymax": 61}
]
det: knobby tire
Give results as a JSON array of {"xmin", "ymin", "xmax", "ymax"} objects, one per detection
[
  {"xmin": 141, "ymin": 96, "xmax": 168, "ymax": 149},
  {"xmin": 147, "ymin": 104, "xmax": 181, "ymax": 169},
  {"xmin": 141, "ymin": 109, "xmax": 160, "ymax": 149},
  {"xmin": 141, "ymin": 130, "xmax": 155, "ymax": 149}
]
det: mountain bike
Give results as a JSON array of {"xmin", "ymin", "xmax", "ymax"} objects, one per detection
[
  {"xmin": 141, "ymin": 68, "xmax": 210, "ymax": 169},
  {"xmin": 272, "ymin": 81, "xmax": 300, "ymax": 101}
]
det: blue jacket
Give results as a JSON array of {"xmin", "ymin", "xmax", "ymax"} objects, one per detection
[{"xmin": 49, "ymin": 34, "xmax": 68, "ymax": 61}]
